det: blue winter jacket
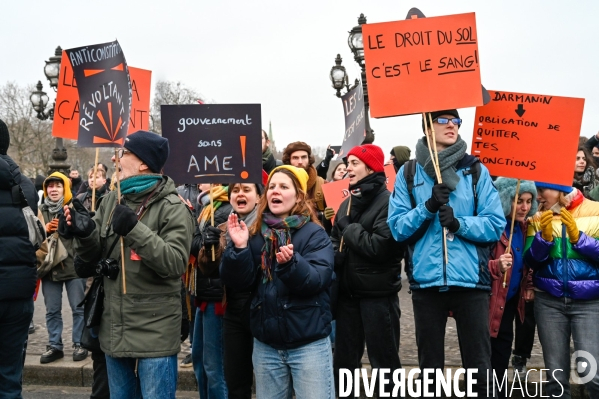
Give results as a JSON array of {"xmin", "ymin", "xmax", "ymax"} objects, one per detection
[
  {"xmin": 387, "ymin": 157, "xmax": 505, "ymax": 290},
  {"xmin": 220, "ymin": 222, "xmax": 334, "ymax": 350}
]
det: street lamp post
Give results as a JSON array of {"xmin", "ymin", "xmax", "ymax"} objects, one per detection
[
  {"xmin": 330, "ymin": 14, "xmax": 375, "ymax": 144},
  {"xmin": 347, "ymin": 13, "xmax": 374, "ymax": 144},
  {"xmin": 30, "ymin": 46, "xmax": 70, "ymax": 175}
]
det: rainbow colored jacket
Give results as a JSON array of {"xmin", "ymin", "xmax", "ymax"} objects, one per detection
[{"xmin": 524, "ymin": 189, "xmax": 599, "ymax": 300}]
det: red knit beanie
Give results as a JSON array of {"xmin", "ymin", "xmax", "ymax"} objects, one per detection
[{"xmin": 347, "ymin": 144, "xmax": 385, "ymax": 172}]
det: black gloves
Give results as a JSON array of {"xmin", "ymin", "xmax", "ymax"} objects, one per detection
[
  {"xmin": 58, "ymin": 199, "xmax": 95, "ymax": 238},
  {"xmin": 425, "ymin": 183, "xmax": 450, "ymax": 213},
  {"xmin": 325, "ymin": 146, "xmax": 335, "ymax": 161},
  {"xmin": 336, "ymin": 216, "xmax": 350, "ymax": 233},
  {"xmin": 203, "ymin": 225, "xmax": 221, "ymax": 247},
  {"xmin": 111, "ymin": 204, "xmax": 138, "ymax": 236},
  {"xmin": 439, "ymin": 205, "xmax": 460, "ymax": 233}
]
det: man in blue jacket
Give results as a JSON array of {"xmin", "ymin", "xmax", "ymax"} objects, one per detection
[
  {"xmin": 387, "ymin": 110, "xmax": 505, "ymax": 396},
  {"xmin": 0, "ymin": 119, "xmax": 38, "ymax": 398}
]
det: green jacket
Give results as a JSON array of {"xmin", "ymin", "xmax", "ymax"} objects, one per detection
[
  {"xmin": 41, "ymin": 204, "xmax": 78, "ymax": 282},
  {"xmin": 74, "ymin": 176, "xmax": 194, "ymax": 358}
]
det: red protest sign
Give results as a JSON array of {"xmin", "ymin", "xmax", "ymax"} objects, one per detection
[
  {"xmin": 472, "ymin": 90, "xmax": 584, "ymax": 186},
  {"xmin": 363, "ymin": 12, "xmax": 482, "ymax": 117},
  {"xmin": 52, "ymin": 51, "xmax": 151, "ymax": 140}
]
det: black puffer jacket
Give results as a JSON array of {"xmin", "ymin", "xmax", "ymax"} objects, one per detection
[
  {"xmin": 191, "ymin": 202, "xmax": 232, "ymax": 303},
  {"xmin": 0, "ymin": 155, "xmax": 38, "ymax": 301},
  {"xmin": 331, "ymin": 181, "xmax": 403, "ymax": 298}
]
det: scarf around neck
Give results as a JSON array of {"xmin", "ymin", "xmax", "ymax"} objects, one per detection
[
  {"xmin": 44, "ymin": 196, "xmax": 65, "ymax": 215},
  {"xmin": 348, "ymin": 172, "xmax": 387, "ymax": 219},
  {"xmin": 415, "ymin": 135, "xmax": 467, "ymax": 191},
  {"xmin": 198, "ymin": 186, "xmax": 229, "ymax": 230},
  {"xmin": 120, "ymin": 175, "xmax": 162, "ymax": 195},
  {"xmin": 260, "ymin": 212, "xmax": 309, "ymax": 283}
]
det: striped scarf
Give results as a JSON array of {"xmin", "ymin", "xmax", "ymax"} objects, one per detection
[
  {"xmin": 260, "ymin": 212, "xmax": 309, "ymax": 283},
  {"xmin": 198, "ymin": 186, "xmax": 229, "ymax": 231}
]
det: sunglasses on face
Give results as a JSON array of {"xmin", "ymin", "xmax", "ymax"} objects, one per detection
[{"xmin": 434, "ymin": 117, "xmax": 462, "ymax": 126}]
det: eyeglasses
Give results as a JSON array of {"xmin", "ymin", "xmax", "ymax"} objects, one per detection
[
  {"xmin": 434, "ymin": 117, "xmax": 462, "ymax": 126},
  {"xmin": 117, "ymin": 149, "xmax": 131, "ymax": 159}
]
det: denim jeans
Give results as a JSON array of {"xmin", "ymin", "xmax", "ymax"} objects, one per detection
[
  {"xmin": 535, "ymin": 291, "xmax": 599, "ymax": 398},
  {"xmin": 192, "ymin": 303, "xmax": 228, "ymax": 399},
  {"xmin": 0, "ymin": 298, "xmax": 33, "ymax": 399},
  {"xmin": 105, "ymin": 354, "xmax": 178, "ymax": 399},
  {"xmin": 412, "ymin": 289, "xmax": 493, "ymax": 398},
  {"xmin": 253, "ymin": 337, "xmax": 334, "ymax": 399},
  {"xmin": 41, "ymin": 277, "xmax": 86, "ymax": 350}
]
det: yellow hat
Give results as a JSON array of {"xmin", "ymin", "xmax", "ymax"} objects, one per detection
[
  {"xmin": 268, "ymin": 165, "xmax": 308, "ymax": 193},
  {"xmin": 43, "ymin": 172, "xmax": 72, "ymax": 204}
]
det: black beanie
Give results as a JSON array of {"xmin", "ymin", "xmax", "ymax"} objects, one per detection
[
  {"xmin": 123, "ymin": 131, "xmax": 169, "ymax": 173},
  {"xmin": 421, "ymin": 109, "xmax": 460, "ymax": 132},
  {"xmin": 0, "ymin": 119, "xmax": 10, "ymax": 155}
]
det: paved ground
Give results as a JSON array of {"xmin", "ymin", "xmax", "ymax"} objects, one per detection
[{"xmin": 28, "ymin": 271, "xmax": 545, "ymax": 367}]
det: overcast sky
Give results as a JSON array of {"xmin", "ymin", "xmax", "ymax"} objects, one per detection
[{"xmin": 2, "ymin": 0, "xmax": 597, "ymax": 160}]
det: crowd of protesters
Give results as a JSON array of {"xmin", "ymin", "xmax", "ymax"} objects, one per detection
[{"xmin": 2, "ymin": 112, "xmax": 599, "ymax": 399}]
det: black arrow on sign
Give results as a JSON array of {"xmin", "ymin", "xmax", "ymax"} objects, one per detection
[{"xmin": 515, "ymin": 104, "xmax": 526, "ymax": 117}]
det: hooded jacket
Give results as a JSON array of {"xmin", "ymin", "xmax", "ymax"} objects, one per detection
[
  {"xmin": 40, "ymin": 172, "xmax": 77, "ymax": 282},
  {"xmin": 387, "ymin": 157, "xmax": 505, "ymax": 290},
  {"xmin": 525, "ymin": 188, "xmax": 599, "ymax": 300},
  {"xmin": 0, "ymin": 154, "xmax": 38, "ymax": 301},
  {"xmin": 73, "ymin": 176, "xmax": 194, "ymax": 358}
]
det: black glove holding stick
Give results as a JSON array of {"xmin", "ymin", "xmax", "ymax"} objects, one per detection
[
  {"xmin": 111, "ymin": 201, "xmax": 138, "ymax": 237},
  {"xmin": 203, "ymin": 225, "xmax": 221, "ymax": 248},
  {"xmin": 425, "ymin": 183, "xmax": 450, "ymax": 213},
  {"xmin": 439, "ymin": 205, "xmax": 460, "ymax": 233}
]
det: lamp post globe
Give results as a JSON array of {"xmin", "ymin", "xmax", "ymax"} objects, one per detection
[
  {"xmin": 30, "ymin": 81, "xmax": 49, "ymax": 118},
  {"xmin": 44, "ymin": 46, "xmax": 62, "ymax": 90},
  {"xmin": 330, "ymin": 54, "xmax": 348, "ymax": 97}
]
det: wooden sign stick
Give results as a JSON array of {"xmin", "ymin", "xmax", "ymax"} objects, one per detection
[
  {"xmin": 422, "ymin": 113, "xmax": 441, "ymax": 181},
  {"xmin": 424, "ymin": 113, "xmax": 448, "ymax": 266},
  {"xmin": 115, "ymin": 148, "xmax": 127, "ymax": 295},
  {"xmin": 91, "ymin": 148, "xmax": 99, "ymax": 212},
  {"xmin": 210, "ymin": 184, "xmax": 216, "ymax": 262},
  {"xmin": 503, "ymin": 179, "xmax": 521, "ymax": 288},
  {"xmin": 339, "ymin": 196, "xmax": 352, "ymax": 252}
]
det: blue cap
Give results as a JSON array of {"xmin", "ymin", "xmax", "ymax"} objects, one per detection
[{"xmin": 534, "ymin": 181, "xmax": 573, "ymax": 194}]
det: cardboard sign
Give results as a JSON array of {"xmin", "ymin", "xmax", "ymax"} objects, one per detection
[
  {"xmin": 53, "ymin": 52, "xmax": 150, "ymax": 140},
  {"xmin": 161, "ymin": 104, "xmax": 262, "ymax": 184},
  {"xmin": 322, "ymin": 165, "xmax": 398, "ymax": 215},
  {"xmin": 472, "ymin": 90, "xmax": 584, "ymax": 185},
  {"xmin": 363, "ymin": 12, "xmax": 483, "ymax": 117},
  {"xmin": 339, "ymin": 83, "xmax": 366, "ymax": 157},
  {"xmin": 63, "ymin": 41, "xmax": 132, "ymax": 147}
]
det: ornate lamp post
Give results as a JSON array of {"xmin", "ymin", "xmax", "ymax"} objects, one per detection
[
  {"xmin": 30, "ymin": 46, "xmax": 70, "ymax": 174},
  {"xmin": 329, "ymin": 54, "xmax": 360, "ymax": 98},
  {"xmin": 347, "ymin": 14, "xmax": 374, "ymax": 144}
]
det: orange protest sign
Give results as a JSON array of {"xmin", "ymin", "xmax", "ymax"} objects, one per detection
[
  {"xmin": 384, "ymin": 164, "xmax": 396, "ymax": 192},
  {"xmin": 472, "ymin": 90, "xmax": 584, "ymax": 186},
  {"xmin": 52, "ymin": 51, "xmax": 151, "ymax": 139},
  {"xmin": 321, "ymin": 179, "xmax": 349, "ymax": 216},
  {"xmin": 363, "ymin": 12, "xmax": 482, "ymax": 118}
]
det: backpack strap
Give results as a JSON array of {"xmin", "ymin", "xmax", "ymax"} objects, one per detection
[
  {"xmin": 313, "ymin": 177, "xmax": 325, "ymax": 211},
  {"xmin": 403, "ymin": 159, "xmax": 418, "ymax": 209},
  {"xmin": 462, "ymin": 160, "xmax": 481, "ymax": 216}
]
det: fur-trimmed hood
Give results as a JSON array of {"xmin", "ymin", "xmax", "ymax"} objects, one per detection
[{"xmin": 495, "ymin": 177, "xmax": 537, "ymax": 218}]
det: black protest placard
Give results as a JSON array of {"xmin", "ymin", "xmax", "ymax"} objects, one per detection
[
  {"xmin": 339, "ymin": 83, "xmax": 366, "ymax": 157},
  {"xmin": 65, "ymin": 40, "xmax": 131, "ymax": 147},
  {"xmin": 161, "ymin": 104, "xmax": 262, "ymax": 185}
]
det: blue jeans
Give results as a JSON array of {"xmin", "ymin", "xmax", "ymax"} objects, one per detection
[
  {"xmin": 192, "ymin": 303, "xmax": 227, "ymax": 399},
  {"xmin": 0, "ymin": 298, "xmax": 33, "ymax": 399},
  {"xmin": 105, "ymin": 354, "xmax": 178, "ymax": 399},
  {"xmin": 535, "ymin": 291, "xmax": 599, "ymax": 398},
  {"xmin": 253, "ymin": 337, "xmax": 335, "ymax": 399},
  {"xmin": 41, "ymin": 277, "xmax": 86, "ymax": 350}
]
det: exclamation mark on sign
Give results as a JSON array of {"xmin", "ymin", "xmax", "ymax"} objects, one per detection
[{"xmin": 240, "ymin": 136, "xmax": 248, "ymax": 179}]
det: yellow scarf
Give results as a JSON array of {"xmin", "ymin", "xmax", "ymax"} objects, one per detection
[{"xmin": 198, "ymin": 185, "xmax": 230, "ymax": 225}]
